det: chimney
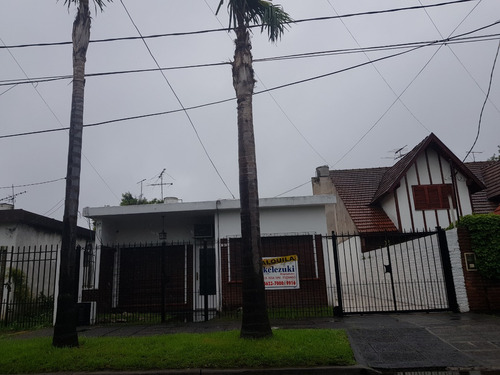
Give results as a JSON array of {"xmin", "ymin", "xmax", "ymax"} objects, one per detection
[{"xmin": 316, "ymin": 165, "xmax": 330, "ymax": 178}]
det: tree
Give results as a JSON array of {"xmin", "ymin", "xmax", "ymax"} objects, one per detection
[
  {"xmin": 120, "ymin": 192, "xmax": 162, "ymax": 205},
  {"xmin": 488, "ymin": 145, "xmax": 500, "ymax": 161},
  {"xmin": 216, "ymin": 0, "xmax": 292, "ymax": 339},
  {"xmin": 53, "ymin": 0, "xmax": 110, "ymax": 348}
]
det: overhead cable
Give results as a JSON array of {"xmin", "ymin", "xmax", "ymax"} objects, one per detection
[
  {"xmin": 2, "ymin": 20, "xmax": 499, "ymax": 141},
  {"xmin": 0, "ymin": 0, "xmax": 476, "ymax": 50}
]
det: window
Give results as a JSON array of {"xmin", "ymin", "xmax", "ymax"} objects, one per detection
[{"xmin": 412, "ymin": 184, "xmax": 454, "ymax": 210}]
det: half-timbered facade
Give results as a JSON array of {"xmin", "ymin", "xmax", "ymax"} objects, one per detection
[{"xmin": 312, "ymin": 133, "xmax": 495, "ymax": 234}]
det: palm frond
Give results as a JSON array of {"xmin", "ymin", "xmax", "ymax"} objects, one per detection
[
  {"xmin": 258, "ymin": 1, "xmax": 292, "ymax": 42},
  {"xmin": 216, "ymin": 0, "xmax": 292, "ymax": 41},
  {"xmin": 62, "ymin": 0, "xmax": 111, "ymax": 12}
]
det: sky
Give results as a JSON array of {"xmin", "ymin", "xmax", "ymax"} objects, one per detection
[{"xmin": 1, "ymin": 0, "xmax": 499, "ymax": 228}]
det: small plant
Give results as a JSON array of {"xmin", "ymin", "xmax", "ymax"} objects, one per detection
[
  {"xmin": 458, "ymin": 214, "xmax": 500, "ymax": 280},
  {"xmin": 3, "ymin": 269, "xmax": 54, "ymax": 328}
]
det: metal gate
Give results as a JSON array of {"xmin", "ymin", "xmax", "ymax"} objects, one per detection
[
  {"xmin": 0, "ymin": 245, "xmax": 59, "ymax": 328},
  {"xmin": 330, "ymin": 228, "xmax": 458, "ymax": 315}
]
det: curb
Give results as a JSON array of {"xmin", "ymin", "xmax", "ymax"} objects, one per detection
[{"xmin": 38, "ymin": 366, "xmax": 379, "ymax": 375}]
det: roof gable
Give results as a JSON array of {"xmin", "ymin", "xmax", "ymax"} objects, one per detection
[
  {"xmin": 330, "ymin": 167, "xmax": 398, "ymax": 233},
  {"xmin": 372, "ymin": 133, "xmax": 485, "ymax": 203}
]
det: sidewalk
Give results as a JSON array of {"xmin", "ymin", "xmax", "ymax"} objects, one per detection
[
  {"xmin": 11, "ymin": 312, "xmax": 500, "ymax": 372},
  {"xmin": 334, "ymin": 312, "xmax": 500, "ymax": 370}
]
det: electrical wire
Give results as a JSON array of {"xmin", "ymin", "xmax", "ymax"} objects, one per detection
[
  {"xmin": 119, "ymin": 0, "xmax": 235, "ymax": 199},
  {"xmin": 0, "ymin": 0, "xmax": 476, "ymax": 50},
  {"xmin": 463, "ymin": 40, "xmax": 500, "ymax": 162},
  {"xmin": 3, "ymin": 20, "xmax": 500, "ymax": 141},
  {"xmin": 0, "ymin": 177, "xmax": 66, "ymax": 190},
  {"xmin": 3, "ymin": 33, "xmax": 500, "ymax": 88}
]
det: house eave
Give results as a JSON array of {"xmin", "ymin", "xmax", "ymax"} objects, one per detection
[{"xmin": 83, "ymin": 195, "xmax": 337, "ymax": 220}]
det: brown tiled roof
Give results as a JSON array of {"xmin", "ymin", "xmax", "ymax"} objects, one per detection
[
  {"xmin": 329, "ymin": 168, "xmax": 398, "ymax": 233},
  {"xmin": 328, "ymin": 133, "xmax": 493, "ymax": 233},
  {"xmin": 466, "ymin": 161, "xmax": 500, "ymax": 214},
  {"xmin": 372, "ymin": 133, "xmax": 485, "ymax": 204}
]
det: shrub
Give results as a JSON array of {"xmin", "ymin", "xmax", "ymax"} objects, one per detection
[{"xmin": 458, "ymin": 214, "xmax": 500, "ymax": 280}]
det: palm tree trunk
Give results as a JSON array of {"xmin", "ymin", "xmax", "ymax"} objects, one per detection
[
  {"xmin": 53, "ymin": 0, "xmax": 90, "ymax": 348},
  {"xmin": 233, "ymin": 25, "xmax": 272, "ymax": 339}
]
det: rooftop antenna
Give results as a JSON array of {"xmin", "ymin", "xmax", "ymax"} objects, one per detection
[
  {"xmin": 149, "ymin": 169, "xmax": 173, "ymax": 201},
  {"xmin": 468, "ymin": 151, "xmax": 483, "ymax": 162},
  {"xmin": 0, "ymin": 189, "xmax": 27, "ymax": 208},
  {"xmin": 137, "ymin": 179, "xmax": 146, "ymax": 201},
  {"xmin": 383, "ymin": 145, "xmax": 408, "ymax": 160}
]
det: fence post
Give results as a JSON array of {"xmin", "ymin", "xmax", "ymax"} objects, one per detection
[
  {"xmin": 436, "ymin": 226, "xmax": 459, "ymax": 312},
  {"xmin": 331, "ymin": 232, "xmax": 344, "ymax": 317},
  {"xmin": 385, "ymin": 232, "xmax": 398, "ymax": 312}
]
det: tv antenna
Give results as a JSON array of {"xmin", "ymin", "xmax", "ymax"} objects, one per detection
[
  {"xmin": 383, "ymin": 145, "xmax": 407, "ymax": 160},
  {"xmin": 468, "ymin": 151, "xmax": 483, "ymax": 162},
  {"xmin": 137, "ymin": 179, "xmax": 146, "ymax": 201},
  {"xmin": 0, "ymin": 189, "xmax": 27, "ymax": 208},
  {"xmin": 149, "ymin": 169, "xmax": 173, "ymax": 201}
]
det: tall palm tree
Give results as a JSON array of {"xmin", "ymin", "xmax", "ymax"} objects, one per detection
[
  {"xmin": 53, "ymin": 0, "xmax": 110, "ymax": 348},
  {"xmin": 216, "ymin": 0, "xmax": 291, "ymax": 339}
]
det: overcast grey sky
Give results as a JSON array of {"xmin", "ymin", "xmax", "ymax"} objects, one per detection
[{"xmin": 1, "ymin": 0, "xmax": 499, "ymax": 227}]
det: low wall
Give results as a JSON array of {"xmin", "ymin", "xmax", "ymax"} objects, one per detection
[{"xmin": 457, "ymin": 227, "xmax": 500, "ymax": 312}]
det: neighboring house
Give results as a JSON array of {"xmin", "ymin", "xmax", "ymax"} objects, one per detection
[
  {"xmin": 82, "ymin": 195, "xmax": 336, "ymax": 322},
  {"xmin": 0, "ymin": 206, "xmax": 93, "ymax": 247},
  {"xmin": 0, "ymin": 205, "xmax": 94, "ymax": 324},
  {"xmin": 312, "ymin": 133, "xmax": 494, "ymax": 234},
  {"xmin": 311, "ymin": 133, "xmax": 500, "ymax": 314},
  {"xmin": 466, "ymin": 160, "xmax": 500, "ymax": 214}
]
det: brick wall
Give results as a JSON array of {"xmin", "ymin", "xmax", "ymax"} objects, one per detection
[
  {"xmin": 457, "ymin": 227, "xmax": 500, "ymax": 312},
  {"xmin": 220, "ymin": 235, "xmax": 329, "ymax": 312}
]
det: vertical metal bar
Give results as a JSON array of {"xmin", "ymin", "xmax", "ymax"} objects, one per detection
[
  {"xmin": 436, "ymin": 227, "xmax": 458, "ymax": 312},
  {"xmin": 203, "ymin": 241, "xmax": 209, "ymax": 322},
  {"xmin": 331, "ymin": 232, "xmax": 343, "ymax": 317},
  {"xmin": 161, "ymin": 242, "xmax": 166, "ymax": 323},
  {"xmin": 385, "ymin": 233, "xmax": 398, "ymax": 312},
  {"xmin": 160, "ymin": 241, "xmax": 167, "ymax": 323},
  {"xmin": 4, "ymin": 246, "xmax": 14, "ymax": 326}
]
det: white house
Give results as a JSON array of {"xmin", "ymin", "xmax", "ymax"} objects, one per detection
[
  {"xmin": 82, "ymin": 195, "xmax": 336, "ymax": 322},
  {"xmin": 0, "ymin": 206, "xmax": 94, "ymax": 324}
]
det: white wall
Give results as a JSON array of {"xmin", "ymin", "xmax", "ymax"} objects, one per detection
[
  {"xmin": 381, "ymin": 150, "xmax": 474, "ymax": 231},
  {"xmin": 327, "ymin": 230, "xmax": 468, "ymax": 313},
  {"xmin": 217, "ymin": 205, "xmax": 329, "ymax": 239}
]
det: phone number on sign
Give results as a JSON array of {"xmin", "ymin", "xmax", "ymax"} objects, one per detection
[{"xmin": 265, "ymin": 280, "xmax": 296, "ymax": 287}]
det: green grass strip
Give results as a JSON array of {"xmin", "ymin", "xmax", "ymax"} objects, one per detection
[{"xmin": 0, "ymin": 329, "xmax": 354, "ymax": 373}]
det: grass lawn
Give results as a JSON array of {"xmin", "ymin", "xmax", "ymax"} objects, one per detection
[{"xmin": 0, "ymin": 329, "xmax": 354, "ymax": 373}]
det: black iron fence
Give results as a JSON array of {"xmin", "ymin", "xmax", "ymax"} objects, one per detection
[
  {"xmin": 329, "ymin": 228, "xmax": 457, "ymax": 315},
  {"xmin": 80, "ymin": 234, "xmax": 334, "ymax": 324},
  {"xmin": 0, "ymin": 245, "xmax": 58, "ymax": 328},
  {"xmin": 1, "ymin": 230, "xmax": 457, "ymax": 328}
]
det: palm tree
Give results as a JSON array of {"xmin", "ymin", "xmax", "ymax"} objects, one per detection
[
  {"xmin": 216, "ymin": 0, "xmax": 292, "ymax": 339},
  {"xmin": 53, "ymin": 0, "xmax": 110, "ymax": 348}
]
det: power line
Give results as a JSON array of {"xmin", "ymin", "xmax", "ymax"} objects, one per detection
[
  {"xmin": 2, "ymin": 21, "xmax": 499, "ymax": 141},
  {"xmin": 0, "ymin": 177, "xmax": 66, "ymax": 190},
  {"xmin": 0, "ymin": 0, "xmax": 476, "ymax": 50},
  {"xmin": 463, "ymin": 40, "xmax": 500, "ymax": 162},
  {"xmin": 331, "ymin": 0, "xmax": 489, "ymax": 168},
  {"xmin": 119, "ymin": 0, "xmax": 235, "ymax": 199},
  {"xmin": 327, "ymin": 0, "xmax": 430, "ymax": 133},
  {"xmin": 3, "ymin": 32, "xmax": 500, "ymax": 88}
]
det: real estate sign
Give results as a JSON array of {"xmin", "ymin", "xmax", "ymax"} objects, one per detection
[{"xmin": 262, "ymin": 255, "xmax": 299, "ymax": 290}]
